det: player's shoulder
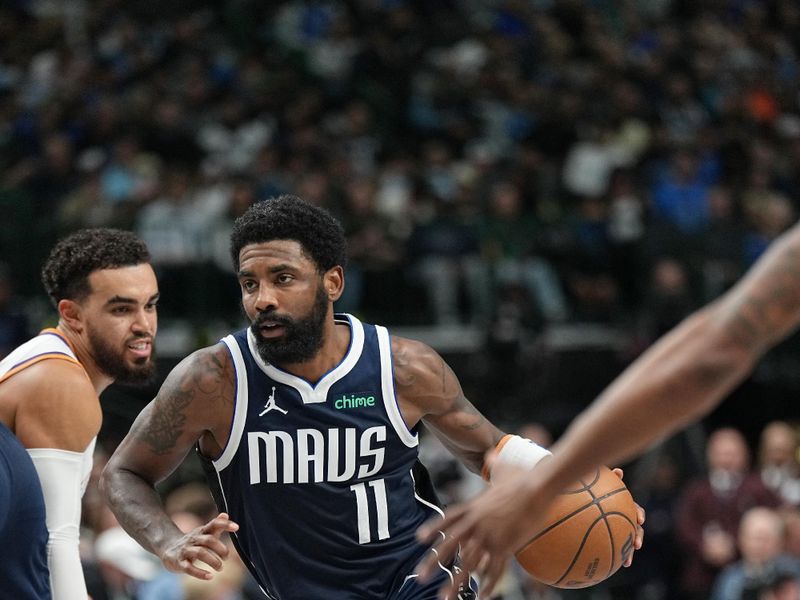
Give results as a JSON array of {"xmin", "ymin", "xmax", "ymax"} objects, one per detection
[
  {"xmin": 9, "ymin": 358, "xmax": 101, "ymax": 449},
  {"xmin": 160, "ymin": 342, "xmax": 234, "ymax": 404},
  {"xmin": 389, "ymin": 334, "xmax": 447, "ymax": 387},
  {"xmin": 390, "ymin": 334, "xmax": 441, "ymax": 366},
  {"xmin": 7, "ymin": 356, "xmax": 95, "ymax": 400}
]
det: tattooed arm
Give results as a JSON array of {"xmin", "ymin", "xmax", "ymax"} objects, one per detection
[
  {"xmin": 392, "ymin": 336, "xmax": 504, "ymax": 474},
  {"xmin": 418, "ymin": 223, "xmax": 800, "ymax": 597},
  {"xmin": 100, "ymin": 344, "xmax": 239, "ymax": 580}
]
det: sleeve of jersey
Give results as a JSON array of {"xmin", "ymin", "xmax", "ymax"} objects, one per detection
[
  {"xmin": 27, "ymin": 448, "xmax": 88, "ymax": 599},
  {"xmin": 481, "ymin": 434, "xmax": 552, "ymax": 482}
]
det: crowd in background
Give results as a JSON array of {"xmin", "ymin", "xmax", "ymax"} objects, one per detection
[
  {"xmin": 4, "ymin": 0, "xmax": 800, "ymax": 598},
  {"xmin": 3, "ymin": 0, "xmax": 800, "ymax": 334}
]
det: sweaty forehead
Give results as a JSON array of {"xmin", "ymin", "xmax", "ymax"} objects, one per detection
[{"xmin": 238, "ymin": 240, "xmax": 314, "ymax": 269}]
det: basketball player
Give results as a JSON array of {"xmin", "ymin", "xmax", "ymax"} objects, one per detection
[
  {"xmin": 0, "ymin": 229, "xmax": 158, "ymax": 598},
  {"xmin": 101, "ymin": 196, "xmax": 641, "ymax": 599},
  {"xmin": 418, "ymin": 218, "xmax": 800, "ymax": 597}
]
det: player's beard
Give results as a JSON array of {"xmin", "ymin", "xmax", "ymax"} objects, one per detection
[
  {"xmin": 87, "ymin": 326, "xmax": 157, "ymax": 385},
  {"xmin": 250, "ymin": 284, "xmax": 329, "ymax": 366}
]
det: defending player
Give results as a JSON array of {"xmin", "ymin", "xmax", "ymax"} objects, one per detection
[
  {"xmin": 100, "ymin": 196, "xmax": 642, "ymax": 599},
  {"xmin": 0, "ymin": 229, "xmax": 158, "ymax": 598},
  {"xmin": 417, "ymin": 217, "xmax": 800, "ymax": 596}
]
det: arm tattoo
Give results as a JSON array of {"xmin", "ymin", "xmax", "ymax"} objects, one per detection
[
  {"xmin": 135, "ymin": 386, "xmax": 192, "ymax": 455},
  {"xmin": 136, "ymin": 351, "xmax": 231, "ymax": 454}
]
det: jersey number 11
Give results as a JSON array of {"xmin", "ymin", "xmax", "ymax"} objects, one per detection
[{"xmin": 350, "ymin": 479, "xmax": 390, "ymax": 543}]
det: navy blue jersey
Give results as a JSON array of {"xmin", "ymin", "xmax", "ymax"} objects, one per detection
[
  {"xmin": 0, "ymin": 421, "xmax": 50, "ymax": 599},
  {"xmin": 201, "ymin": 314, "xmax": 458, "ymax": 600}
]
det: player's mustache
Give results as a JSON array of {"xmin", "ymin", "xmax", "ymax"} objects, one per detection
[
  {"xmin": 125, "ymin": 332, "xmax": 153, "ymax": 343},
  {"xmin": 253, "ymin": 312, "xmax": 293, "ymax": 327}
]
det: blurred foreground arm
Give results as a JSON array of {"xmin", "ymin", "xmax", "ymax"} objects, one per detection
[{"xmin": 418, "ymin": 220, "xmax": 800, "ymax": 597}]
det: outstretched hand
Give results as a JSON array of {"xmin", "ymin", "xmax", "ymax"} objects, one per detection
[
  {"xmin": 416, "ymin": 456, "xmax": 645, "ymax": 599},
  {"xmin": 160, "ymin": 512, "xmax": 240, "ymax": 580}
]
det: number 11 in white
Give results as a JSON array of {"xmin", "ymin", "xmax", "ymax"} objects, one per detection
[{"xmin": 350, "ymin": 479, "xmax": 390, "ymax": 544}]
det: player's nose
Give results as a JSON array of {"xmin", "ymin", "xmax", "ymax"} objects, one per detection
[{"xmin": 255, "ymin": 284, "xmax": 278, "ymax": 313}]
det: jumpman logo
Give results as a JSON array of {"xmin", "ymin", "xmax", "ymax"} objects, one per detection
[{"xmin": 259, "ymin": 386, "xmax": 287, "ymax": 416}]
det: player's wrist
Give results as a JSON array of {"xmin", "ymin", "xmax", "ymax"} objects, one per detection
[{"xmin": 483, "ymin": 434, "xmax": 552, "ymax": 481}]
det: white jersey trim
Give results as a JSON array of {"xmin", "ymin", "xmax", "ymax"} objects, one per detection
[
  {"xmin": 214, "ymin": 335, "xmax": 250, "ymax": 471},
  {"xmin": 206, "ymin": 466, "xmax": 278, "ymax": 600},
  {"xmin": 245, "ymin": 314, "xmax": 365, "ymax": 404},
  {"xmin": 376, "ymin": 325, "xmax": 417, "ymax": 448},
  {"xmin": 0, "ymin": 331, "xmax": 77, "ymax": 377}
]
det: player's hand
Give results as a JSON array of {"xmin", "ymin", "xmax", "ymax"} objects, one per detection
[
  {"xmin": 610, "ymin": 468, "xmax": 646, "ymax": 567},
  {"xmin": 159, "ymin": 512, "xmax": 240, "ymax": 580},
  {"xmin": 416, "ymin": 452, "xmax": 556, "ymax": 599}
]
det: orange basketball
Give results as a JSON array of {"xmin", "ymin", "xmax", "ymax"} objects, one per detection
[{"xmin": 515, "ymin": 465, "xmax": 637, "ymax": 589}]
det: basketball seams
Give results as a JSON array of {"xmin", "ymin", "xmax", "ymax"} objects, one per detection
[
  {"xmin": 515, "ymin": 466, "xmax": 638, "ymax": 589},
  {"xmin": 516, "ymin": 486, "xmax": 629, "ymax": 548},
  {"xmin": 552, "ymin": 521, "xmax": 599, "ymax": 586}
]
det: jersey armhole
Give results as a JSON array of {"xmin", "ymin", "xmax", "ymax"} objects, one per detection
[
  {"xmin": 376, "ymin": 326, "xmax": 417, "ymax": 448},
  {"xmin": 211, "ymin": 336, "xmax": 249, "ymax": 470}
]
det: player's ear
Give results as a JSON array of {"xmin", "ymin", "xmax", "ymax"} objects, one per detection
[
  {"xmin": 324, "ymin": 266, "xmax": 344, "ymax": 302},
  {"xmin": 58, "ymin": 298, "xmax": 84, "ymax": 332}
]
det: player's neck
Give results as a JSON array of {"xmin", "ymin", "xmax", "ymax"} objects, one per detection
[
  {"xmin": 275, "ymin": 319, "xmax": 351, "ymax": 385},
  {"xmin": 54, "ymin": 324, "xmax": 114, "ymax": 394}
]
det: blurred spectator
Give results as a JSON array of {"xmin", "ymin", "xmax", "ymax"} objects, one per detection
[
  {"xmin": 562, "ymin": 122, "xmax": 625, "ymax": 200},
  {"xmin": 4, "ymin": 132, "xmax": 79, "ymax": 211},
  {"xmin": 760, "ymin": 573, "xmax": 800, "ymax": 600},
  {"xmin": 407, "ymin": 195, "xmax": 492, "ymax": 326},
  {"xmin": 196, "ymin": 95, "xmax": 273, "ymax": 176},
  {"xmin": 758, "ymin": 422, "xmax": 800, "ymax": 508},
  {"xmin": 335, "ymin": 176, "xmax": 406, "ymax": 317},
  {"xmin": 92, "ymin": 526, "xmax": 163, "ymax": 600},
  {"xmin": 650, "ymin": 146, "xmax": 716, "ymax": 236},
  {"xmin": 700, "ymin": 184, "xmax": 747, "ymax": 302},
  {"xmin": 742, "ymin": 192, "xmax": 796, "ymax": 267},
  {"xmin": 780, "ymin": 508, "xmax": 800, "ymax": 560},
  {"xmin": 622, "ymin": 442, "xmax": 688, "ymax": 600},
  {"xmin": 606, "ymin": 168, "xmax": 647, "ymax": 308},
  {"xmin": 676, "ymin": 427, "xmax": 781, "ymax": 600},
  {"xmin": 643, "ymin": 257, "xmax": 695, "ymax": 339},
  {"xmin": 559, "ymin": 194, "xmax": 624, "ymax": 324},
  {"xmin": 480, "ymin": 180, "xmax": 567, "ymax": 326},
  {"xmin": 711, "ymin": 506, "xmax": 800, "ymax": 600},
  {"xmin": 134, "ymin": 167, "xmax": 229, "ymax": 320},
  {"xmin": 658, "ymin": 71, "xmax": 710, "ymax": 146}
]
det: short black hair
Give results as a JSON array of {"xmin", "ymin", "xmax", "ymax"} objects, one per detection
[
  {"xmin": 230, "ymin": 195, "xmax": 347, "ymax": 272},
  {"xmin": 41, "ymin": 228, "xmax": 151, "ymax": 307}
]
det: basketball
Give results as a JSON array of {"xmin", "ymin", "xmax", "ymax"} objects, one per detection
[{"xmin": 515, "ymin": 465, "xmax": 637, "ymax": 589}]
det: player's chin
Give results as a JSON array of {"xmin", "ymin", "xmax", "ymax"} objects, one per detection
[{"xmin": 121, "ymin": 354, "xmax": 152, "ymax": 376}]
